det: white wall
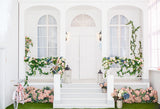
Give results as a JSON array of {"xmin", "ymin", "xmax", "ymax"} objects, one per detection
[
  {"xmin": 149, "ymin": 70, "xmax": 160, "ymax": 104},
  {"xmin": 0, "ymin": 0, "xmax": 18, "ymax": 108}
]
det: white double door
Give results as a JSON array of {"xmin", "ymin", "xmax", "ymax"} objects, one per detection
[{"xmin": 66, "ymin": 28, "xmax": 101, "ymax": 80}]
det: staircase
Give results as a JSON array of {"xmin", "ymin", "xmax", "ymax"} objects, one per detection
[{"xmin": 54, "ymin": 83, "xmax": 114, "ymax": 108}]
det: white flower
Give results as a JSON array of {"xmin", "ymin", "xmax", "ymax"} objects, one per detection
[{"xmin": 118, "ymin": 93, "xmax": 122, "ymax": 98}]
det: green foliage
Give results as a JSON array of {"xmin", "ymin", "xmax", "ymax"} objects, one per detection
[
  {"xmin": 126, "ymin": 20, "xmax": 141, "ymax": 57},
  {"xmin": 25, "ymin": 36, "xmax": 33, "ymax": 57},
  {"xmin": 102, "ymin": 56, "xmax": 143, "ymax": 77},
  {"xmin": 102, "ymin": 21, "xmax": 143, "ymax": 77},
  {"xmin": 24, "ymin": 36, "xmax": 66, "ymax": 86}
]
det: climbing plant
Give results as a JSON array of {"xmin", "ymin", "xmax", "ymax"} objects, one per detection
[
  {"xmin": 102, "ymin": 20, "xmax": 143, "ymax": 77},
  {"xmin": 126, "ymin": 20, "xmax": 141, "ymax": 57},
  {"xmin": 25, "ymin": 36, "xmax": 33, "ymax": 57}
]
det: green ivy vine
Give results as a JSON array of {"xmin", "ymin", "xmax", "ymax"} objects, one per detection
[{"xmin": 102, "ymin": 20, "xmax": 143, "ymax": 77}]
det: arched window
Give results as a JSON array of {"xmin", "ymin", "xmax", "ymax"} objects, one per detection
[
  {"xmin": 71, "ymin": 14, "xmax": 96, "ymax": 27},
  {"xmin": 37, "ymin": 15, "xmax": 57, "ymax": 57},
  {"xmin": 110, "ymin": 15, "xmax": 129, "ymax": 57}
]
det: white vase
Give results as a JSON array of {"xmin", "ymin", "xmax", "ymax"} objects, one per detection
[{"xmin": 117, "ymin": 100, "xmax": 123, "ymax": 108}]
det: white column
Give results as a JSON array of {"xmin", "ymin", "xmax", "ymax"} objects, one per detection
[
  {"xmin": 19, "ymin": 3, "xmax": 25, "ymax": 80},
  {"xmin": 101, "ymin": 9, "xmax": 109, "ymax": 57},
  {"xmin": 107, "ymin": 75, "xmax": 114, "ymax": 104},
  {"xmin": 54, "ymin": 74, "xmax": 61, "ymax": 102},
  {"xmin": 142, "ymin": 7, "xmax": 149, "ymax": 79},
  {"xmin": 59, "ymin": 10, "xmax": 66, "ymax": 57},
  {"xmin": 0, "ymin": 49, "xmax": 6, "ymax": 109}
]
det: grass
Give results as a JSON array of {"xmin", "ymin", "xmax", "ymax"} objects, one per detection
[{"xmin": 6, "ymin": 103, "xmax": 160, "ymax": 109}]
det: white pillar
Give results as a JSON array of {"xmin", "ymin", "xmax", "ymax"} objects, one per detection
[
  {"xmin": 54, "ymin": 74, "xmax": 61, "ymax": 102},
  {"xmin": 107, "ymin": 75, "xmax": 114, "ymax": 104},
  {"xmin": 59, "ymin": 10, "xmax": 66, "ymax": 57},
  {"xmin": 0, "ymin": 49, "xmax": 6, "ymax": 109},
  {"xmin": 101, "ymin": 9, "xmax": 109, "ymax": 57}
]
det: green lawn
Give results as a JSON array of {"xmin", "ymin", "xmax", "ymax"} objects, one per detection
[{"xmin": 6, "ymin": 103, "xmax": 160, "ymax": 109}]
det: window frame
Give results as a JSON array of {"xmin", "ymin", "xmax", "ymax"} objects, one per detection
[
  {"xmin": 37, "ymin": 15, "xmax": 58, "ymax": 58},
  {"xmin": 109, "ymin": 14, "xmax": 130, "ymax": 57}
]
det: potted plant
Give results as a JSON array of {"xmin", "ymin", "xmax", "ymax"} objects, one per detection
[
  {"xmin": 111, "ymin": 89, "xmax": 130, "ymax": 108},
  {"xmin": 99, "ymin": 83, "xmax": 107, "ymax": 93}
]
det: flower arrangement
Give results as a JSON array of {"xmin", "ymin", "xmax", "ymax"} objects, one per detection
[
  {"xmin": 25, "ymin": 36, "xmax": 33, "ymax": 57},
  {"xmin": 102, "ymin": 56, "xmax": 143, "ymax": 77},
  {"xmin": 24, "ymin": 86, "xmax": 54, "ymax": 103},
  {"xmin": 24, "ymin": 36, "xmax": 66, "ymax": 86},
  {"xmin": 112, "ymin": 89, "xmax": 130, "ymax": 101},
  {"xmin": 24, "ymin": 57, "xmax": 66, "ymax": 86},
  {"xmin": 99, "ymin": 82, "xmax": 107, "ymax": 88},
  {"xmin": 112, "ymin": 87, "xmax": 158, "ymax": 103},
  {"xmin": 102, "ymin": 21, "xmax": 143, "ymax": 77}
]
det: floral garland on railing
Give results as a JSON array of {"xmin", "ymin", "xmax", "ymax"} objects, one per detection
[
  {"xmin": 102, "ymin": 56, "xmax": 143, "ymax": 77},
  {"xmin": 102, "ymin": 21, "xmax": 143, "ymax": 77},
  {"xmin": 24, "ymin": 36, "xmax": 66, "ymax": 86}
]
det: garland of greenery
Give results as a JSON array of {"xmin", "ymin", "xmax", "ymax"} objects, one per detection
[
  {"xmin": 24, "ymin": 36, "xmax": 66, "ymax": 86},
  {"xmin": 102, "ymin": 20, "xmax": 143, "ymax": 77},
  {"xmin": 102, "ymin": 56, "xmax": 143, "ymax": 77},
  {"xmin": 126, "ymin": 21, "xmax": 141, "ymax": 57}
]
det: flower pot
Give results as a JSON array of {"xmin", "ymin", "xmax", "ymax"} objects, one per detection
[
  {"xmin": 101, "ymin": 88, "xmax": 107, "ymax": 93},
  {"xmin": 117, "ymin": 100, "xmax": 123, "ymax": 108}
]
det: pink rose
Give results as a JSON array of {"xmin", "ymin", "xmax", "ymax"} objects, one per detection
[
  {"xmin": 135, "ymin": 97, "xmax": 142, "ymax": 103},
  {"xmin": 135, "ymin": 90, "xmax": 140, "ymax": 96}
]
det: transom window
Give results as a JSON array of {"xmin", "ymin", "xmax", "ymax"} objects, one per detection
[
  {"xmin": 71, "ymin": 14, "xmax": 96, "ymax": 27},
  {"xmin": 110, "ymin": 15, "xmax": 129, "ymax": 57},
  {"xmin": 37, "ymin": 15, "xmax": 57, "ymax": 58}
]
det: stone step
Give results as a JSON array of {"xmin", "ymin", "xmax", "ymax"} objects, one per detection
[
  {"xmin": 62, "ymin": 83, "xmax": 99, "ymax": 88},
  {"xmin": 61, "ymin": 88, "xmax": 102, "ymax": 93},
  {"xmin": 61, "ymin": 93, "xmax": 107, "ymax": 98},
  {"xmin": 54, "ymin": 101, "xmax": 114, "ymax": 108}
]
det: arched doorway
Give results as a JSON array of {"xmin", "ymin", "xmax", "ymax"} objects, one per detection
[{"xmin": 66, "ymin": 11, "xmax": 102, "ymax": 81}]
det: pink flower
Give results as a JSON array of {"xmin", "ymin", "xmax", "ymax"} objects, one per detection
[
  {"xmin": 135, "ymin": 90, "xmax": 140, "ymax": 96},
  {"xmin": 135, "ymin": 97, "xmax": 142, "ymax": 103},
  {"xmin": 140, "ymin": 59, "xmax": 143, "ymax": 62}
]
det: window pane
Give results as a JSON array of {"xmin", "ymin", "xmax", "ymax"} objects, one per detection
[
  {"xmin": 38, "ymin": 15, "xmax": 47, "ymax": 25},
  {"xmin": 38, "ymin": 27, "xmax": 47, "ymax": 36},
  {"xmin": 151, "ymin": 52, "xmax": 158, "ymax": 67},
  {"xmin": 48, "ymin": 48, "xmax": 57, "ymax": 57},
  {"xmin": 121, "ymin": 27, "xmax": 129, "ymax": 48},
  {"xmin": 110, "ymin": 27, "xmax": 118, "ymax": 37},
  {"xmin": 110, "ymin": 48, "xmax": 118, "ymax": 57},
  {"xmin": 38, "ymin": 37, "xmax": 47, "ymax": 47},
  {"xmin": 111, "ymin": 38, "xmax": 118, "ymax": 48},
  {"xmin": 120, "ymin": 48, "xmax": 129, "ymax": 57},
  {"xmin": 120, "ymin": 15, "xmax": 128, "ymax": 24},
  {"xmin": 38, "ymin": 48, "xmax": 47, "ymax": 57},
  {"xmin": 48, "ymin": 27, "xmax": 57, "ymax": 37},
  {"xmin": 121, "ymin": 27, "xmax": 129, "ymax": 38},
  {"xmin": 48, "ymin": 15, "xmax": 57, "ymax": 25},
  {"xmin": 48, "ymin": 38, "xmax": 57, "ymax": 48},
  {"xmin": 110, "ymin": 15, "xmax": 118, "ymax": 24}
]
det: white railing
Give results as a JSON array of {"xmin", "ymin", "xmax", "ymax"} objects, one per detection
[
  {"xmin": 53, "ymin": 73, "xmax": 61, "ymax": 107},
  {"xmin": 107, "ymin": 75, "xmax": 114, "ymax": 105}
]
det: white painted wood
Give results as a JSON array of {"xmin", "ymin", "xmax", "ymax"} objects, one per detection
[
  {"xmin": 107, "ymin": 75, "xmax": 114, "ymax": 103},
  {"xmin": 54, "ymin": 74, "xmax": 61, "ymax": 102},
  {"xmin": 149, "ymin": 70, "xmax": 160, "ymax": 104},
  {"xmin": 54, "ymin": 83, "xmax": 114, "ymax": 108},
  {"xmin": 0, "ymin": 49, "xmax": 5, "ymax": 109}
]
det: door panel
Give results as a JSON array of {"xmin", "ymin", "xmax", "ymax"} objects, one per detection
[
  {"xmin": 66, "ymin": 28, "xmax": 101, "ymax": 80},
  {"xmin": 80, "ymin": 36, "xmax": 97, "ymax": 79}
]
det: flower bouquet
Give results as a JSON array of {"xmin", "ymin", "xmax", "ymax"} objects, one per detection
[
  {"xmin": 99, "ymin": 83, "xmax": 107, "ymax": 93},
  {"xmin": 111, "ymin": 89, "xmax": 130, "ymax": 108}
]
